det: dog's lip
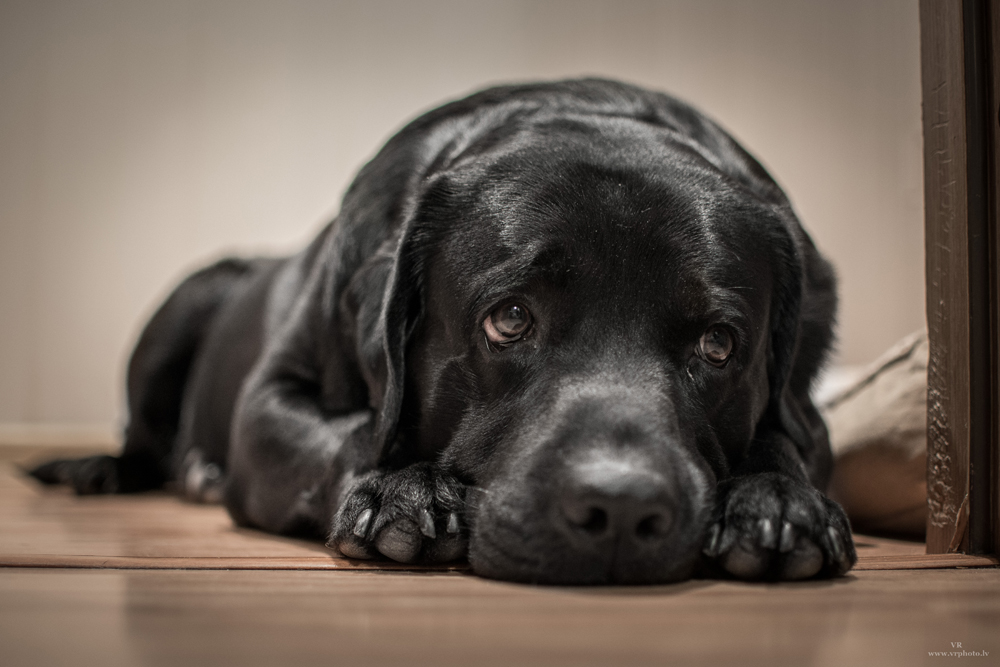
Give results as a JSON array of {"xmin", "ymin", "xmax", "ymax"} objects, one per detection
[
  {"xmin": 471, "ymin": 529, "xmax": 699, "ymax": 585},
  {"xmin": 469, "ymin": 499, "xmax": 707, "ymax": 585},
  {"xmin": 470, "ymin": 537, "xmax": 611, "ymax": 585},
  {"xmin": 468, "ymin": 527, "xmax": 552, "ymax": 580}
]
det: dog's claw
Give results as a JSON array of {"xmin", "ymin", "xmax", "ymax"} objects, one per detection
[
  {"xmin": 446, "ymin": 512, "xmax": 460, "ymax": 534},
  {"xmin": 827, "ymin": 526, "xmax": 842, "ymax": 556},
  {"xmin": 703, "ymin": 522, "xmax": 722, "ymax": 557},
  {"xmin": 758, "ymin": 518, "xmax": 777, "ymax": 549},
  {"xmin": 827, "ymin": 526, "xmax": 849, "ymax": 571},
  {"xmin": 418, "ymin": 508, "xmax": 436, "ymax": 539},
  {"xmin": 353, "ymin": 508, "xmax": 374, "ymax": 538},
  {"xmin": 779, "ymin": 520, "xmax": 795, "ymax": 553}
]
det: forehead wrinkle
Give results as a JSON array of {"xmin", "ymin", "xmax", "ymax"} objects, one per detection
[
  {"xmin": 461, "ymin": 239, "xmax": 571, "ymax": 320},
  {"xmin": 701, "ymin": 216, "xmax": 775, "ymax": 314}
]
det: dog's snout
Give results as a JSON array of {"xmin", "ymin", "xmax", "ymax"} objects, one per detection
[{"xmin": 558, "ymin": 459, "xmax": 675, "ymax": 544}]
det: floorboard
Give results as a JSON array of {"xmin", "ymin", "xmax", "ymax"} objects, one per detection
[
  {"xmin": 2, "ymin": 446, "xmax": 998, "ymax": 666},
  {"xmin": 3, "ymin": 446, "xmax": 995, "ymax": 571},
  {"xmin": 3, "ymin": 567, "xmax": 999, "ymax": 667}
]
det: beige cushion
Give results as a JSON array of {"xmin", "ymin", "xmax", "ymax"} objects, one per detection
[{"xmin": 821, "ymin": 331, "xmax": 927, "ymax": 538}]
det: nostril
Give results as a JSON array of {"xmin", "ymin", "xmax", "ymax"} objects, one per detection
[
  {"xmin": 635, "ymin": 511, "xmax": 672, "ymax": 539},
  {"xmin": 578, "ymin": 507, "xmax": 608, "ymax": 535},
  {"xmin": 562, "ymin": 499, "xmax": 611, "ymax": 536}
]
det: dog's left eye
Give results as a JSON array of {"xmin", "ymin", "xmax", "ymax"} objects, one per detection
[
  {"xmin": 484, "ymin": 303, "xmax": 532, "ymax": 347},
  {"xmin": 698, "ymin": 326, "xmax": 734, "ymax": 366}
]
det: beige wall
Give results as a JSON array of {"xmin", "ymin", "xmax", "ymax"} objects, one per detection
[{"xmin": 0, "ymin": 0, "xmax": 924, "ymax": 434}]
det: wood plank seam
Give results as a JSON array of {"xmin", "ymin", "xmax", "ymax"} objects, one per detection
[{"xmin": 1, "ymin": 554, "xmax": 996, "ymax": 572}]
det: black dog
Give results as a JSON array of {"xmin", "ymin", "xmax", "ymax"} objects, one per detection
[{"xmin": 32, "ymin": 79, "xmax": 856, "ymax": 584}]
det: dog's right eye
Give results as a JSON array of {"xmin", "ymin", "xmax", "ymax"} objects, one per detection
[
  {"xmin": 697, "ymin": 325, "xmax": 734, "ymax": 366},
  {"xmin": 484, "ymin": 303, "xmax": 532, "ymax": 348}
]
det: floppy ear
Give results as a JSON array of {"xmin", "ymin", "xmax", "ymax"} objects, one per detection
[
  {"xmin": 760, "ymin": 221, "xmax": 836, "ymax": 489},
  {"xmin": 764, "ymin": 228, "xmax": 810, "ymax": 443},
  {"xmin": 344, "ymin": 226, "xmax": 424, "ymax": 465}
]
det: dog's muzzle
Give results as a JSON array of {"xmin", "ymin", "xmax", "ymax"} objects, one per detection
[{"xmin": 467, "ymin": 380, "xmax": 714, "ymax": 584}]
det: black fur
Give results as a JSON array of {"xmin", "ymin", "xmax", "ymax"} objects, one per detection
[{"xmin": 31, "ymin": 79, "xmax": 856, "ymax": 584}]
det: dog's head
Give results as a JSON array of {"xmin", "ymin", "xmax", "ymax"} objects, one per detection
[{"xmin": 354, "ymin": 106, "xmax": 816, "ymax": 584}]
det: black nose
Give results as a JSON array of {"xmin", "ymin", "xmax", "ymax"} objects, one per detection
[{"xmin": 558, "ymin": 462, "xmax": 674, "ymax": 543}]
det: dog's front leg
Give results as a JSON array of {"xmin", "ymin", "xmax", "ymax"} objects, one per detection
[
  {"xmin": 703, "ymin": 430, "xmax": 856, "ymax": 581},
  {"xmin": 225, "ymin": 374, "xmax": 375, "ymax": 538},
  {"xmin": 226, "ymin": 354, "xmax": 467, "ymax": 563},
  {"xmin": 228, "ymin": 374, "xmax": 467, "ymax": 562}
]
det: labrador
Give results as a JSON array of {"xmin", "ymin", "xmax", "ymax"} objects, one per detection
[{"xmin": 32, "ymin": 79, "xmax": 856, "ymax": 584}]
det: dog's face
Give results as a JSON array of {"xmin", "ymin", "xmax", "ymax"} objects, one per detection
[{"xmin": 392, "ymin": 120, "xmax": 797, "ymax": 584}]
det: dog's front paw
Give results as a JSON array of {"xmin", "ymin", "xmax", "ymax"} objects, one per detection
[
  {"xmin": 29, "ymin": 455, "xmax": 120, "ymax": 494},
  {"xmin": 329, "ymin": 464, "xmax": 467, "ymax": 564},
  {"xmin": 703, "ymin": 472, "xmax": 856, "ymax": 580}
]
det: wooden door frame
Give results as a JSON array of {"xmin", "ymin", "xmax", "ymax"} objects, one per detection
[{"xmin": 921, "ymin": 0, "xmax": 1000, "ymax": 555}]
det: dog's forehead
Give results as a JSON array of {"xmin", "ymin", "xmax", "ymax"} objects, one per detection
[{"xmin": 425, "ymin": 129, "xmax": 780, "ymax": 321}]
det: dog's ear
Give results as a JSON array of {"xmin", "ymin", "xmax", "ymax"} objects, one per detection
[
  {"xmin": 764, "ymin": 228, "xmax": 811, "ymax": 445},
  {"xmin": 762, "ymin": 223, "xmax": 836, "ymax": 484},
  {"xmin": 343, "ymin": 227, "xmax": 424, "ymax": 465},
  {"xmin": 765, "ymin": 229, "xmax": 801, "ymax": 416},
  {"xmin": 766, "ymin": 220, "xmax": 837, "ymax": 488}
]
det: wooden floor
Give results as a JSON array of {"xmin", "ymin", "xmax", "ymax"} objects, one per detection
[{"xmin": 2, "ymin": 446, "xmax": 999, "ymax": 666}]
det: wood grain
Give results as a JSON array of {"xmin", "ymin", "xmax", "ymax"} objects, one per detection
[
  {"xmin": 3, "ymin": 568, "xmax": 1000, "ymax": 667},
  {"xmin": 1, "ymin": 552, "xmax": 996, "ymax": 572},
  {"xmin": 920, "ymin": 0, "xmax": 973, "ymax": 554},
  {"xmin": 0, "ymin": 554, "xmax": 467, "ymax": 571}
]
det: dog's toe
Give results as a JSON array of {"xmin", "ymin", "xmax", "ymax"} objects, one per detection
[
  {"xmin": 337, "ymin": 539, "xmax": 375, "ymax": 560},
  {"xmin": 722, "ymin": 543, "xmax": 768, "ymax": 579},
  {"xmin": 780, "ymin": 535, "xmax": 824, "ymax": 580},
  {"xmin": 375, "ymin": 519, "xmax": 423, "ymax": 563}
]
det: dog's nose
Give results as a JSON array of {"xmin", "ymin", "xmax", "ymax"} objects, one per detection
[{"xmin": 558, "ymin": 459, "xmax": 674, "ymax": 543}]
